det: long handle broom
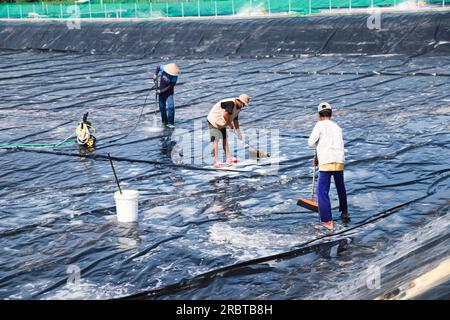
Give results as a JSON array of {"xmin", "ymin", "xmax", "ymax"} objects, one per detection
[
  {"xmin": 233, "ymin": 130, "xmax": 270, "ymax": 158},
  {"xmin": 297, "ymin": 155, "xmax": 319, "ymax": 212}
]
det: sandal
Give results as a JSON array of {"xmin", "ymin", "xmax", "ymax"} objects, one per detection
[
  {"xmin": 226, "ymin": 157, "xmax": 240, "ymax": 164},
  {"xmin": 214, "ymin": 162, "xmax": 225, "ymax": 168},
  {"xmin": 314, "ymin": 222, "xmax": 334, "ymax": 232}
]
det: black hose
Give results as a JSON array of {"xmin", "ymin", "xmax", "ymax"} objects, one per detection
[{"xmin": 105, "ymin": 85, "xmax": 156, "ymax": 143}]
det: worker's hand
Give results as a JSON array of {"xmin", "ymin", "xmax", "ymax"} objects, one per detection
[
  {"xmin": 313, "ymin": 155, "xmax": 318, "ymax": 167},
  {"xmin": 228, "ymin": 126, "xmax": 234, "ymax": 133},
  {"xmin": 152, "ymin": 75, "xmax": 157, "ymax": 81},
  {"xmin": 236, "ymin": 128, "xmax": 243, "ymax": 141}
]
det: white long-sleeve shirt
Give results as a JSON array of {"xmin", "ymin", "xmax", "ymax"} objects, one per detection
[{"xmin": 308, "ymin": 120, "xmax": 345, "ymax": 166}]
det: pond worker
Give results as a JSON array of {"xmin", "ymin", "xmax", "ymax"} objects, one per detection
[
  {"xmin": 152, "ymin": 63, "xmax": 180, "ymax": 129},
  {"xmin": 307, "ymin": 102, "xmax": 349, "ymax": 230},
  {"xmin": 207, "ymin": 94, "xmax": 250, "ymax": 168}
]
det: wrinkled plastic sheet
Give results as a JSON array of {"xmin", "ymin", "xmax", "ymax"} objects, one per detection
[
  {"xmin": 0, "ymin": 14, "xmax": 449, "ymax": 300},
  {"xmin": 0, "ymin": 12, "xmax": 449, "ymax": 58}
]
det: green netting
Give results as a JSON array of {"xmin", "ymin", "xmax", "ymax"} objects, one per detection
[{"xmin": 0, "ymin": 0, "xmax": 447, "ymax": 19}]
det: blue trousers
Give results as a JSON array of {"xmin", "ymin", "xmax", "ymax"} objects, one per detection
[
  {"xmin": 317, "ymin": 171, "xmax": 348, "ymax": 222},
  {"xmin": 159, "ymin": 94, "xmax": 175, "ymax": 125}
]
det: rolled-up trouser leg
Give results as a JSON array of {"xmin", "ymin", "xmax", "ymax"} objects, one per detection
[{"xmin": 317, "ymin": 171, "xmax": 332, "ymax": 222}]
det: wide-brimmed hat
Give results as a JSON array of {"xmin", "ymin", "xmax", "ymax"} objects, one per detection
[
  {"xmin": 164, "ymin": 63, "xmax": 180, "ymax": 76},
  {"xmin": 237, "ymin": 94, "xmax": 250, "ymax": 107},
  {"xmin": 317, "ymin": 102, "xmax": 332, "ymax": 112}
]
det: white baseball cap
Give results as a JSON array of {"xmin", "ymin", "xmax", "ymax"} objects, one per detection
[{"xmin": 317, "ymin": 102, "xmax": 332, "ymax": 112}]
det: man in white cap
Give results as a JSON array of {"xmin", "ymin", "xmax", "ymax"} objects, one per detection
[
  {"xmin": 207, "ymin": 94, "xmax": 250, "ymax": 168},
  {"xmin": 308, "ymin": 102, "xmax": 349, "ymax": 231},
  {"xmin": 152, "ymin": 63, "xmax": 180, "ymax": 129}
]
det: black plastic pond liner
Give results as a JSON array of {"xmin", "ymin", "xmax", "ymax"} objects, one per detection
[
  {"xmin": 0, "ymin": 11, "xmax": 449, "ymax": 58},
  {"xmin": 0, "ymin": 11, "xmax": 449, "ymax": 300}
]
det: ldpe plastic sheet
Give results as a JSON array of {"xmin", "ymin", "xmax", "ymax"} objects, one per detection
[
  {"xmin": 0, "ymin": 12, "xmax": 449, "ymax": 58},
  {"xmin": 0, "ymin": 14, "xmax": 449, "ymax": 299}
]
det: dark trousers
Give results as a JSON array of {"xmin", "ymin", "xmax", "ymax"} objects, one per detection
[
  {"xmin": 159, "ymin": 94, "xmax": 175, "ymax": 125},
  {"xmin": 317, "ymin": 171, "xmax": 348, "ymax": 222}
]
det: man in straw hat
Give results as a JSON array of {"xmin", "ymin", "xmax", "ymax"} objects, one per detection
[
  {"xmin": 152, "ymin": 63, "xmax": 180, "ymax": 129},
  {"xmin": 307, "ymin": 102, "xmax": 349, "ymax": 231},
  {"xmin": 207, "ymin": 94, "xmax": 250, "ymax": 168}
]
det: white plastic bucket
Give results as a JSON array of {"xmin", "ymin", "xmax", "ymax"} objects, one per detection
[{"xmin": 114, "ymin": 190, "xmax": 139, "ymax": 223}]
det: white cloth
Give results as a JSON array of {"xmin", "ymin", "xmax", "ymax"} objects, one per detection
[
  {"xmin": 207, "ymin": 98, "xmax": 240, "ymax": 129},
  {"xmin": 307, "ymin": 120, "xmax": 345, "ymax": 166}
]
